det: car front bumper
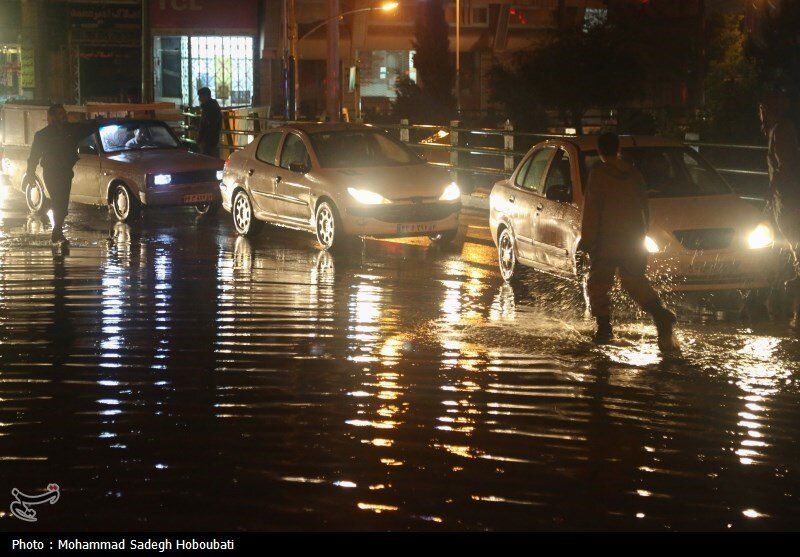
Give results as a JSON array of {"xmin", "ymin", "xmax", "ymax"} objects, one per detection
[
  {"xmin": 342, "ymin": 202, "xmax": 460, "ymax": 237},
  {"xmin": 139, "ymin": 182, "xmax": 221, "ymax": 207},
  {"xmin": 648, "ymin": 246, "xmax": 781, "ymax": 292}
]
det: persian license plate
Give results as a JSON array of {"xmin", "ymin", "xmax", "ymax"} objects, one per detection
[
  {"xmin": 183, "ymin": 193, "xmax": 213, "ymax": 204},
  {"xmin": 687, "ymin": 260, "xmax": 740, "ymax": 275},
  {"xmin": 397, "ymin": 223, "xmax": 436, "ymax": 234}
]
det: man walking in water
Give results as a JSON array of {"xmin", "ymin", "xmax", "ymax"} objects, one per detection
[
  {"xmin": 25, "ymin": 104, "xmax": 97, "ymax": 245},
  {"xmin": 759, "ymin": 89, "xmax": 800, "ymax": 329},
  {"xmin": 580, "ymin": 132, "xmax": 678, "ymax": 351}
]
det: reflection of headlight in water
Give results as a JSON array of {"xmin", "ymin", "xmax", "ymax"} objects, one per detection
[
  {"xmin": 748, "ymin": 223, "xmax": 773, "ymax": 249},
  {"xmin": 644, "ymin": 236, "xmax": 660, "ymax": 253}
]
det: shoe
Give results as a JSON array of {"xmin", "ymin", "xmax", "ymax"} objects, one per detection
[
  {"xmin": 643, "ymin": 300, "xmax": 679, "ymax": 353},
  {"xmin": 592, "ymin": 317, "xmax": 613, "ymax": 344}
]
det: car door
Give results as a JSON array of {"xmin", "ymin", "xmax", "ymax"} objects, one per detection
[
  {"xmin": 247, "ymin": 131, "xmax": 283, "ymax": 216},
  {"xmin": 71, "ymin": 134, "xmax": 102, "ymax": 204},
  {"xmin": 510, "ymin": 146, "xmax": 555, "ymax": 262},
  {"xmin": 274, "ymin": 132, "xmax": 313, "ymax": 223},
  {"xmin": 534, "ymin": 147, "xmax": 578, "ymax": 272}
]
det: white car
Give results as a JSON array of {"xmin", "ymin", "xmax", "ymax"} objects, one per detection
[{"xmin": 490, "ymin": 135, "xmax": 780, "ymax": 292}]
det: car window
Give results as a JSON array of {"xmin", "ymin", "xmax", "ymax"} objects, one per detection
[
  {"xmin": 98, "ymin": 122, "xmax": 179, "ymax": 153},
  {"xmin": 280, "ymin": 133, "xmax": 311, "ymax": 170},
  {"xmin": 256, "ymin": 132, "xmax": 282, "ymax": 165},
  {"xmin": 516, "ymin": 148, "xmax": 553, "ymax": 193},
  {"xmin": 77, "ymin": 134, "xmax": 98, "ymax": 154},
  {"xmin": 544, "ymin": 149, "xmax": 573, "ymax": 196},
  {"xmin": 308, "ymin": 130, "xmax": 420, "ymax": 168},
  {"xmin": 625, "ymin": 147, "xmax": 730, "ymax": 197}
]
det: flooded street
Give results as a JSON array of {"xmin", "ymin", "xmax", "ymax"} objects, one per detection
[{"xmin": 1, "ymin": 188, "xmax": 799, "ymax": 531}]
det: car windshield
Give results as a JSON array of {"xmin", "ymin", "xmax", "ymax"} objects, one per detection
[
  {"xmin": 309, "ymin": 130, "xmax": 421, "ymax": 168},
  {"xmin": 581, "ymin": 146, "xmax": 731, "ymax": 198},
  {"xmin": 98, "ymin": 122, "xmax": 179, "ymax": 153}
]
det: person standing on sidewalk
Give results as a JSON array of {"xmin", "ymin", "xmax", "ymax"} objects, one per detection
[
  {"xmin": 197, "ymin": 87, "xmax": 222, "ymax": 159},
  {"xmin": 25, "ymin": 104, "xmax": 97, "ymax": 245},
  {"xmin": 759, "ymin": 89, "xmax": 800, "ymax": 328},
  {"xmin": 580, "ymin": 132, "xmax": 678, "ymax": 352}
]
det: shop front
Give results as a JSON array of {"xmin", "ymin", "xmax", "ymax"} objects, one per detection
[{"xmin": 151, "ymin": 0, "xmax": 259, "ymax": 108}]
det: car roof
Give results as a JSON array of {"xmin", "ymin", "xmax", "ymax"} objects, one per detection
[
  {"xmin": 275, "ymin": 122, "xmax": 379, "ymax": 135},
  {"xmin": 548, "ymin": 134, "xmax": 686, "ymax": 151}
]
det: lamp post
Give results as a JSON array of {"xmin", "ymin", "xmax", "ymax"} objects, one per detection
[
  {"xmin": 292, "ymin": 1, "xmax": 399, "ymax": 120},
  {"xmin": 455, "ymin": 0, "xmax": 460, "ymax": 115}
]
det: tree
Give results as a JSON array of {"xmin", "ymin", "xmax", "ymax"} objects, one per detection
[
  {"xmin": 489, "ymin": 20, "xmax": 642, "ymax": 133},
  {"xmin": 393, "ymin": 0, "xmax": 455, "ymax": 122},
  {"xmin": 698, "ymin": 14, "xmax": 762, "ymax": 141}
]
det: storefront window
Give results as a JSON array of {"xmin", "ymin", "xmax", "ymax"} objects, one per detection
[
  {"xmin": 0, "ymin": 45, "xmax": 21, "ymax": 101},
  {"xmin": 153, "ymin": 35, "xmax": 253, "ymax": 107},
  {"xmin": 360, "ymin": 50, "xmax": 416, "ymax": 100}
]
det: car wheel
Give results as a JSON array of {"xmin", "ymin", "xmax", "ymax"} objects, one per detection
[
  {"xmin": 498, "ymin": 227, "xmax": 524, "ymax": 282},
  {"xmin": 111, "ymin": 184, "xmax": 141, "ymax": 222},
  {"xmin": 232, "ymin": 190, "xmax": 264, "ymax": 237},
  {"xmin": 194, "ymin": 201, "xmax": 219, "ymax": 217},
  {"xmin": 25, "ymin": 177, "xmax": 49, "ymax": 215},
  {"xmin": 315, "ymin": 200, "xmax": 346, "ymax": 251}
]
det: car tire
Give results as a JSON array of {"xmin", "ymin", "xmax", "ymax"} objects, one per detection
[
  {"xmin": 195, "ymin": 201, "xmax": 219, "ymax": 217},
  {"xmin": 25, "ymin": 176, "xmax": 49, "ymax": 215},
  {"xmin": 232, "ymin": 190, "xmax": 264, "ymax": 237},
  {"xmin": 497, "ymin": 226, "xmax": 524, "ymax": 282},
  {"xmin": 111, "ymin": 183, "xmax": 141, "ymax": 223},
  {"xmin": 315, "ymin": 200, "xmax": 348, "ymax": 251}
]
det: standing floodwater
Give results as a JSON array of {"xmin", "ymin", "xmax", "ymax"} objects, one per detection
[{"xmin": 0, "ymin": 191, "xmax": 799, "ymax": 531}]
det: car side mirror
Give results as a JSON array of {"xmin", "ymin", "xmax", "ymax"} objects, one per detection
[
  {"xmin": 78, "ymin": 145, "xmax": 97, "ymax": 155},
  {"xmin": 546, "ymin": 184, "xmax": 571, "ymax": 203},
  {"xmin": 289, "ymin": 162, "xmax": 309, "ymax": 174}
]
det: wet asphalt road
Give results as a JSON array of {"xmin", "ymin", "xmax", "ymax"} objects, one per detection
[{"xmin": 1, "ymin": 185, "xmax": 799, "ymax": 531}]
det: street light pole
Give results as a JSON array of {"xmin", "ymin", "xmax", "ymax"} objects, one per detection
[
  {"xmin": 293, "ymin": 2, "xmax": 399, "ymax": 121},
  {"xmin": 455, "ymin": 0, "xmax": 460, "ymax": 115},
  {"xmin": 326, "ymin": 0, "xmax": 341, "ymax": 121}
]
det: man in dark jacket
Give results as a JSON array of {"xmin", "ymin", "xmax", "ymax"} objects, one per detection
[
  {"xmin": 25, "ymin": 104, "xmax": 97, "ymax": 244},
  {"xmin": 197, "ymin": 87, "xmax": 222, "ymax": 158},
  {"xmin": 580, "ymin": 132, "xmax": 677, "ymax": 351},
  {"xmin": 759, "ymin": 89, "xmax": 800, "ymax": 328}
]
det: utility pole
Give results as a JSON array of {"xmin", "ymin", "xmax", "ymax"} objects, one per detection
[
  {"xmin": 141, "ymin": 0, "xmax": 152, "ymax": 103},
  {"xmin": 326, "ymin": 0, "xmax": 341, "ymax": 121},
  {"xmin": 455, "ymin": 0, "xmax": 460, "ymax": 115}
]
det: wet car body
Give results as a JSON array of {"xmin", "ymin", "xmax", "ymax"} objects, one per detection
[
  {"xmin": 490, "ymin": 135, "xmax": 780, "ymax": 292},
  {"xmin": 220, "ymin": 122, "xmax": 461, "ymax": 249},
  {"xmin": 1, "ymin": 118, "xmax": 222, "ymax": 221}
]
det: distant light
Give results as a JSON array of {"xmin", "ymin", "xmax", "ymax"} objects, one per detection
[
  {"xmin": 154, "ymin": 174, "xmax": 171, "ymax": 186},
  {"xmin": 380, "ymin": 1, "xmax": 399, "ymax": 11},
  {"xmin": 565, "ymin": 128, "xmax": 577, "ymax": 135}
]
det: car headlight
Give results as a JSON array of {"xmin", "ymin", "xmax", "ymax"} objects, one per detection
[
  {"xmin": 153, "ymin": 174, "xmax": 171, "ymax": 186},
  {"xmin": 216, "ymin": 170, "xmax": 224, "ymax": 181},
  {"xmin": 748, "ymin": 223, "xmax": 774, "ymax": 249},
  {"xmin": 644, "ymin": 236, "xmax": 660, "ymax": 253},
  {"xmin": 347, "ymin": 187, "xmax": 390, "ymax": 205},
  {"xmin": 439, "ymin": 182, "xmax": 461, "ymax": 201}
]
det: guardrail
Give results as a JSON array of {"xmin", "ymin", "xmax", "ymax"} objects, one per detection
[{"xmin": 182, "ymin": 110, "xmax": 770, "ymax": 198}]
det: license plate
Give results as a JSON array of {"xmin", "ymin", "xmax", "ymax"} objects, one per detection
[
  {"xmin": 183, "ymin": 193, "xmax": 213, "ymax": 204},
  {"xmin": 397, "ymin": 223, "xmax": 436, "ymax": 234}
]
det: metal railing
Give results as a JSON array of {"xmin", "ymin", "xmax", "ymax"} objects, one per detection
[{"xmin": 182, "ymin": 110, "xmax": 770, "ymax": 198}]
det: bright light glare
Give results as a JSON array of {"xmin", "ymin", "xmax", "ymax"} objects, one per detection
[
  {"xmin": 348, "ymin": 187, "xmax": 389, "ymax": 205},
  {"xmin": 154, "ymin": 174, "xmax": 171, "ymax": 186},
  {"xmin": 439, "ymin": 182, "xmax": 461, "ymax": 201},
  {"xmin": 748, "ymin": 223, "xmax": 773, "ymax": 249},
  {"xmin": 380, "ymin": 2, "xmax": 400, "ymax": 11},
  {"xmin": 216, "ymin": 170, "xmax": 224, "ymax": 181},
  {"xmin": 644, "ymin": 236, "xmax": 660, "ymax": 253}
]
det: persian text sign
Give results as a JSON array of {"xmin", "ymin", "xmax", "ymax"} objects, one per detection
[{"xmin": 150, "ymin": 0, "xmax": 258, "ymax": 34}]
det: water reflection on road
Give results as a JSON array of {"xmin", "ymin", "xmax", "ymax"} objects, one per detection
[{"xmin": 0, "ymin": 189, "xmax": 799, "ymax": 530}]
